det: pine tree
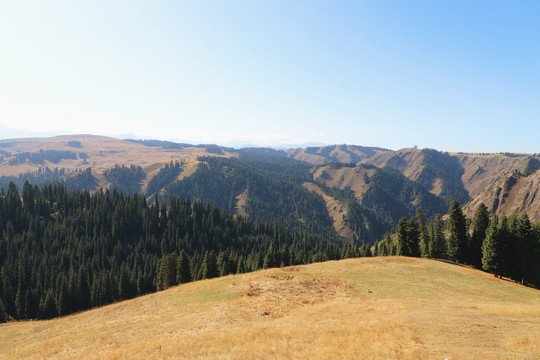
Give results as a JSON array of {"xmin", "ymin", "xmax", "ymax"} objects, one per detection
[
  {"xmin": 447, "ymin": 201, "xmax": 468, "ymax": 263},
  {"xmin": 281, "ymin": 244, "xmax": 291, "ymax": 267},
  {"xmin": 428, "ymin": 215, "xmax": 446, "ymax": 259},
  {"xmin": 156, "ymin": 253, "xmax": 177, "ymax": 290},
  {"xmin": 406, "ymin": 218, "xmax": 420, "ymax": 257},
  {"xmin": 38, "ymin": 290, "xmax": 57, "ymax": 319},
  {"xmin": 77, "ymin": 265, "xmax": 91, "ymax": 310},
  {"xmin": 482, "ymin": 216, "xmax": 502, "ymax": 277},
  {"xmin": 469, "ymin": 203, "xmax": 489, "ymax": 268},
  {"xmin": 497, "ymin": 215, "xmax": 512, "ymax": 277},
  {"xmin": 263, "ymin": 243, "xmax": 277, "ymax": 269},
  {"xmin": 201, "ymin": 251, "xmax": 218, "ymax": 279},
  {"xmin": 0, "ymin": 298, "xmax": 8, "ymax": 323},
  {"xmin": 396, "ymin": 218, "xmax": 410, "ymax": 256},
  {"xmin": 15, "ymin": 282, "xmax": 25, "ymax": 319},
  {"xmin": 515, "ymin": 213, "xmax": 535, "ymax": 283},
  {"xmin": 416, "ymin": 208, "xmax": 429, "ymax": 257},
  {"xmin": 118, "ymin": 267, "xmax": 132, "ymax": 299},
  {"xmin": 176, "ymin": 250, "xmax": 192, "ymax": 284},
  {"xmin": 217, "ymin": 251, "xmax": 230, "ymax": 276}
]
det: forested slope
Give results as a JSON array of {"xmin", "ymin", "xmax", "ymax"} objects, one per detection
[{"xmin": 0, "ymin": 181, "xmax": 342, "ymax": 322}]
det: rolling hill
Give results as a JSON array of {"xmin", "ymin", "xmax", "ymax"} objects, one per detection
[
  {"xmin": 2, "ymin": 135, "xmax": 540, "ymax": 244},
  {"xmin": 1, "ymin": 257, "xmax": 539, "ymax": 360}
]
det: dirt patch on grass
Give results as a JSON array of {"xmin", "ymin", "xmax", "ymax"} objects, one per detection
[{"xmin": 239, "ymin": 272, "xmax": 352, "ymax": 320}]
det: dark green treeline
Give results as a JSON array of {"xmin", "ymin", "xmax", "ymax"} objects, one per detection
[
  {"xmin": 0, "ymin": 181, "xmax": 362, "ymax": 323},
  {"xmin": 375, "ymin": 202, "xmax": 540, "ymax": 287}
]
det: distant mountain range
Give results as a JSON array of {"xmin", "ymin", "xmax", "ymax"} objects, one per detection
[{"xmin": 1, "ymin": 134, "xmax": 539, "ymax": 243}]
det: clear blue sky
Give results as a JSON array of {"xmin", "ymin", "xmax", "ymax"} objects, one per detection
[{"xmin": 1, "ymin": 1, "xmax": 539, "ymax": 152}]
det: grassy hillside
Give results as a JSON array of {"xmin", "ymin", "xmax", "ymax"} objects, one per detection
[
  {"xmin": 0, "ymin": 135, "xmax": 233, "ymax": 193},
  {"xmin": 286, "ymin": 144, "xmax": 390, "ymax": 165},
  {"xmin": 2, "ymin": 257, "xmax": 539, "ymax": 359}
]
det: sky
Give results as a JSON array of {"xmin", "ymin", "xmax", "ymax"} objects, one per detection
[{"xmin": 1, "ymin": 1, "xmax": 539, "ymax": 152}]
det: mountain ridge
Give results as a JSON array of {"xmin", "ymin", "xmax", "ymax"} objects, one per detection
[{"xmin": 1, "ymin": 135, "xmax": 539, "ymax": 241}]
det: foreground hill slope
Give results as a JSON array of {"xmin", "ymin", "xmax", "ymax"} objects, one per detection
[{"xmin": 2, "ymin": 257, "xmax": 539, "ymax": 360}]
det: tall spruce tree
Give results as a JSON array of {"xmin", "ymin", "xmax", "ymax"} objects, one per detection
[
  {"xmin": 428, "ymin": 214, "xmax": 446, "ymax": 259},
  {"xmin": 497, "ymin": 215, "xmax": 512, "ymax": 277},
  {"xmin": 396, "ymin": 217, "xmax": 419, "ymax": 257},
  {"xmin": 482, "ymin": 216, "xmax": 502, "ymax": 277},
  {"xmin": 469, "ymin": 203, "xmax": 489, "ymax": 268},
  {"xmin": 201, "ymin": 251, "xmax": 218, "ymax": 279},
  {"xmin": 396, "ymin": 218, "xmax": 410, "ymax": 256},
  {"xmin": 515, "ymin": 213, "xmax": 535, "ymax": 283},
  {"xmin": 176, "ymin": 250, "xmax": 192, "ymax": 284},
  {"xmin": 447, "ymin": 201, "xmax": 468, "ymax": 263},
  {"xmin": 416, "ymin": 208, "xmax": 429, "ymax": 257},
  {"xmin": 406, "ymin": 218, "xmax": 420, "ymax": 257}
]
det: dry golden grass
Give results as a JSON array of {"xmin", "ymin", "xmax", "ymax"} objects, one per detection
[
  {"xmin": 0, "ymin": 135, "xmax": 236, "ymax": 192},
  {"xmin": 303, "ymin": 182, "xmax": 354, "ymax": 241},
  {"xmin": 310, "ymin": 165, "xmax": 374, "ymax": 197},
  {"xmin": 1, "ymin": 257, "xmax": 539, "ymax": 359}
]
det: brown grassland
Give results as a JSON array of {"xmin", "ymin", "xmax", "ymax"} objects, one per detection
[{"xmin": 1, "ymin": 257, "xmax": 539, "ymax": 359}]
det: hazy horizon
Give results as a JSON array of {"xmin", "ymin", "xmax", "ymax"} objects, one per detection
[{"xmin": 1, "ymin": 1, "xmax": 539, "ymax": 153}]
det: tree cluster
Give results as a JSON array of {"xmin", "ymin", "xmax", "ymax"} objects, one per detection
[
  {"xmin": 7, "ymin": 150, "xmax": 79, "ymax": 165},
  {"xmin": 103, "ymin": 164, "xmax": 146, "ymax": 195},
  {"xmin": 146, "ymin": 160, "xmax": 183, "ymax": 199},
  {"xmin": 375, "ymin": 202, "xmax": 540, "ymax": 286}
]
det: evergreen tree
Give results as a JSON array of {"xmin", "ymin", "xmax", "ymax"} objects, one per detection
[
  {"xmin": 0, "ymin": 298, "xmax": 8, "ymax": 323},
  {"xmin": 38, "ymin": 290, "xmax": 57, "ymax": 319},
  {"xmin": 416, "ymin": 208, "xmax": 429, "ymax": 257},
  {"xmin": 217, "ymin": 251, "xmax": 230, "ymax": 276},
  {"xmin": 469, "ymin": 203, "xmax": 489, "ymax": 268},
  {"xmin": 281, "ymin": 244, "xmax": 291, "ymax": 267},
  {"xmin": 77, "ymin": 265, "xmax": 91, "ymax": 310},
  {"xmin": 396, "ymin": 218, "xmax": 410, "ymax": 256},
  {"xmin": 156, "ymin": 253, "xmax": 177, "ymax": 290},
  {"xmin": 447, "ymin": 201, "xmax": 468, "ymax": 263},
  {"xmin": 396, "ymin": 217, "xmax": 419, "ymax": 257},
  {"xmin": 263, "ymin": 243, "xmax": 277, "ymax": 269},
  {"xmin": 497, "ymin": 215, "xmax": 512, "ymax": 277},
  {"xmin": 406, "ymin": 218, "xmax": 420, "ymax": 257},
  {"xmin": 514, "ymin": 213, "xmax": 535, "ymax": 283},
  {"xmin": 428, "ymin": 215, "xmax": 446, "ymax": 259},
  {"xmin": 201, "ymin": 251, "xmax": 218, "ymax": 279},
  {"xmin": 176, "ymin": 250, "xmax": 192, "ymax": 284},
  {"xmin": 482, "ymin": 216, "xmax": 503, "ymax": 277}
]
